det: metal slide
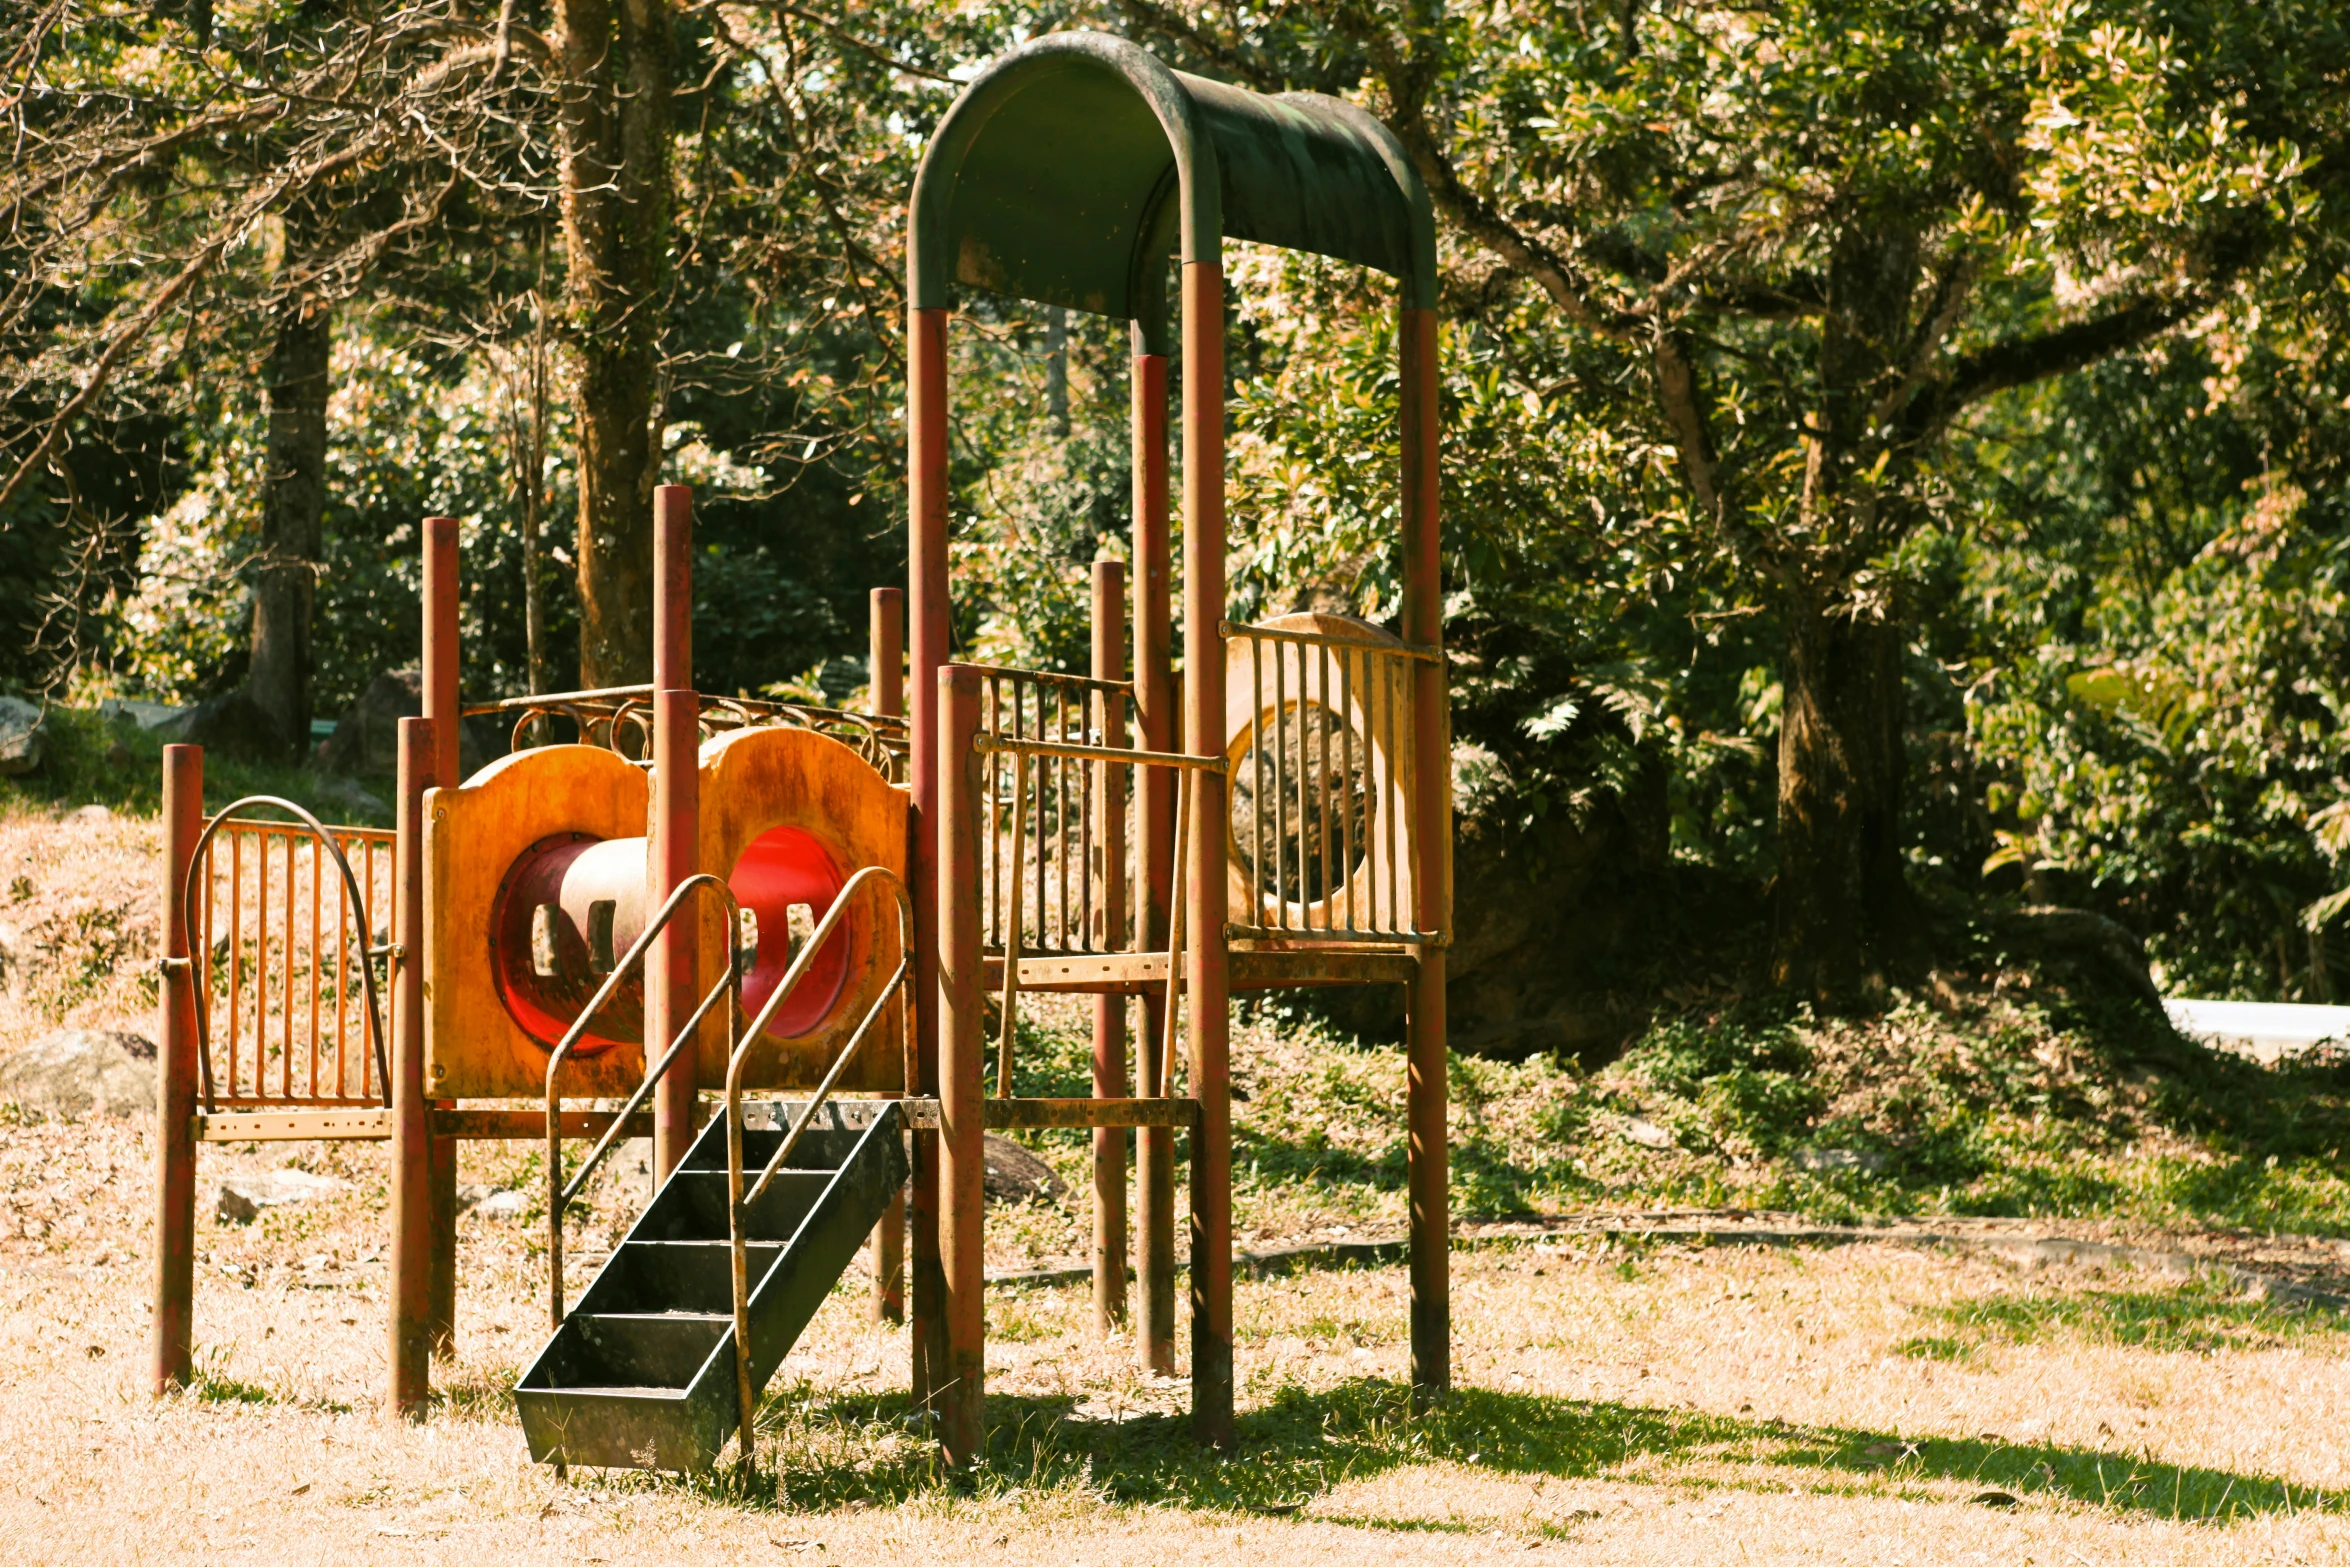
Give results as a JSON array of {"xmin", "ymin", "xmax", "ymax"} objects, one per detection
[{"xmin": 514, "ymin": 1099, "xmax": 906, "ymax": 1471}]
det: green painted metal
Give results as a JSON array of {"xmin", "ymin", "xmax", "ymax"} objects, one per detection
[{"xmin": 907, "ymin": 32, "xmax": 1434, "ymax": 348}]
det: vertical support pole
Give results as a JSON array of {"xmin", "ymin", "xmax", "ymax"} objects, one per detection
[
  {"xmin": 1090, "ymin": 560, "xmax": 1128, "ymax": 1333},
  {"xmin": 1181, "ymin": 262, "xmax": 1234, "ymax": 1447},
  {"xmin": 390, "ymin": 718, "xmax": 437, "ymax": 1419},
  {"xmin": 1130, "ymin": 334, "xmax": 1178, "ymax": 1376},
  {"xmin": 420, "ymin": 515, "xmax": 460, "ymax": 1358},
  {"xmin": 1400, "ymin": 302, "xmax": 1451, "ymax": 1402},
  {"xmin": 152, "ymin": 743, "xmax": 202, "ymax": 1395},
  {"xmin": 649, "ymin": 484, "xmax": 698, "ymax": 1181},
  {"xmin": 907, "ymin": 306, "xmax": 951, "ymax": 1409},
  {"xmin": 869, "ymin": 585, "xmax": 907, "ymax": 1326},
  {"xmin": 936, "ymin": 665, "xmax": 986, "ymax": 1465}
]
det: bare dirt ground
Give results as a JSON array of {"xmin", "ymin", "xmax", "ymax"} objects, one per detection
[{"xmin": 7, "ymin": 1109, "xmax": 2350, "ymax": 1565}]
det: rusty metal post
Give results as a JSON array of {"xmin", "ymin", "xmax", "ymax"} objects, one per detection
[
  {"xmin": 936, "ymin": 664, "xmax": 986, "ymax": 1464},
  {"xmin": 1090, "ymin": 559, "xmax": 1129, "ymax": 1332},
  {"xmin": 421, "ymin": 515, "xmax": 461, "ymax": 1356},
  {"xmin": 1129, "ymin": 335, "xmax": 1178, "ymax": 1375},
  {"xmin": 1400, "ymin": 302, "xmax": 1451, "ymax": 1402},
  {"xmin": 1181, "ymin": 261, "xmax": 1234, "ymax": 1446},
  {"xmin": 907, "ymin": 307, "xmax": 951, "ymax": 1408},
  {"xmin": 647, "ymin": 688, "xmax": 701, "ymax": 1181},
  {"xmin": 152, "ymin": 743, "xmax": 202, "ymax": 1394},
  {"xmin": 390, "ymin": 718, "xmax": 437, "ymax": 1418},
  {"xmin": 649, "ymin": 484, "xmax": 699, "ymax": 1180},
  {"xmin": 868, "ymin": 585, "xmax": 907, "ymax": 1325}
]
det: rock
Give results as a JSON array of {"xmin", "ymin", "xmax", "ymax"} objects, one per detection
[
  {"xmin": 216, "ymin": 1168, "xmax": 347, "ymax": 1223},
  {"xmin": 0, "ymin": 1028, "xmax": 157, "ymax": 1116},
  {"xmin": 316, "ymin": 670, "xmax": 491, "ymax": 778},
  {"xmin": 982, "ymin": 1133, "xmax": 1066, "ymax": 1205},
  {"xmin": 455, "ymin": 1182, "xmax": 490, "ymax": 1214},
  {"xmin": 1793, "ymin": 1147, "xmax": 1887, "ymax": 1174},
  {"xmin": 1991, "ymin": 906, "xmax": 2165, "ymax": 1009},
  {"xmin": 98, "ymin": 698, "xmax": 188, "ymax": 731},
  {"xmin": 0, "ymin": 696, "xmax": 44, "ymax": 777},
  {"xmin": 64, "ymin": 803, "xmax": 112, "ymax": 825},
  {"xmin": 159, "ymin": 688, "xmax": 291, "ymax": 762},
  {"xmin": 1618, "ymin": 1116, "xmax": 1676, "ymax": 1150},
  {"xmin": 474, "ymin": 1189, "xmax": 530, "ymax": 1221},
  {"xmin": 312, "ymin": 773, "xmax": 387, "ymax": 818}
]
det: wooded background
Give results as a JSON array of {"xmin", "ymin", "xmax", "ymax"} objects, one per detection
[{"xmin": 7, "ymin": 0, "xmax": 2349, "ymax": 1037}]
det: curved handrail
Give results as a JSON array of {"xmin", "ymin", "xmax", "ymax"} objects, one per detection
[
  {"xmin": 721, "ymin": 864, "xmax": 915, "ymax": 1468},
  {"xmin": 542, "ymin": 870, "xmax": 744, "ymax": 1330},
  {"xmin": 178, "ymin": 797, "xmax": 393, "ymax": 1114}
]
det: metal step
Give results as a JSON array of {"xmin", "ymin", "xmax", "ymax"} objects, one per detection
[{"xmin": 514, "ymin": 1099, "xmax": 907, "ymax": 1472}]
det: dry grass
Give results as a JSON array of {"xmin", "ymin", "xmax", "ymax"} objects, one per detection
[{"xmin": 7, "ymin": 1105, "xmax": 2350, "ymax": 1564}]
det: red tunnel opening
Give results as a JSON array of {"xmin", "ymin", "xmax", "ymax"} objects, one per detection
[{"xmin": 730, "ymin": 824, "xmax": 850, "ymax": 1038}]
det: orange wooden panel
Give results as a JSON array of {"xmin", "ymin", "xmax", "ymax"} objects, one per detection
[
  {"xmin": 424, "ymin": 745, "xmax": 651, "ymax": 1100},
  {"xmin": 697, "ymin": 725, "xmax": 909, "ymax": 1092}
]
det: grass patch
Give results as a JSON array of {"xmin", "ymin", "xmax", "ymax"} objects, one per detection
[{"xmin": 1908, "ymin": 1275, "xmax": 2350, "ymax": 1356}]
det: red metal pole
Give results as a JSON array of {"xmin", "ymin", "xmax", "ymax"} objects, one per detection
[
  {"xmin": 1090, "ymin": 559, "xmax": 1128, "ymax": 1333},
  {"xmin": 647, "ymin": 689, "xmax": 700, "ymax": 1181},
  {"xmin": 1181, "ymin": 261, "xmax": 1234, "ymax": 1447},
  {"xmin": 649, "ymin": 485, "xmax": 698, "ymax": 1180},
  {"xmin": 935, "ymin": 664, "xmax": 986, "ymax": 1464},
  {"xmin": 907, "ymin": 307, "xmax": 950, "ymax": 1408},
  {"xmin": 390, "ymin": 717, "xmax": 436, "ymax": 1419},
  {"xmin": 421, "ymin": 516, "xmax": 460, "ymax": 1357},
  {"xmin": 869, "ymin": 585, "xmax": 907, "ymax": 1326},
  {"xmin": 152, "ymin": 743, "xmax": 201, "ymax": 1394},
  {"xmin": 1400, "ymin": 303, "xmax": 1451, "ymax": 1402},
  {"xmin": 1130, "ymin": 342, "xmax": 1177, "ymax": 1375}
]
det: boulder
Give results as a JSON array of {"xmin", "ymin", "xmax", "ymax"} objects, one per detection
[
  {"xmin": 982, "ymin": 1133, "xmax": 1065, "ymax": 1205},
  {"xmin": 473, "ymin": 1189, "xmax": 531, "ymax": 1221},
  {"xmin": 97, "ymin": 698, "xmax": 188, "ymax": 732},
  {"xmin": 1792, "ymin": 1147, "xmax": 1888, "ymax": 1174},
  {"xmin": 216, "ymin": 1168, "xmax": 346, "ymax": 1223},
  {"xmin": 316, "ymin": 671, "xmax": 490, "ymax": 778},
  {"xmin": 0, "ymin": 1029, "xmax": 156, "ymax": 1116},
  {"xmin": 0, "ymin": 696, "xmax": 44, "ymax": 777},
  {"xmin": 159, "ymin": 688, "xmax": 291, "ymax": 762}
]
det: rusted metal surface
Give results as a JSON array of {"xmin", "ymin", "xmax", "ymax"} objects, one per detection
[
  {"xmin": 477, "ymin": 686, "xmax": 910, "ymax": 781},
  {"xmin": 1132, "ymin": 345, "xmax": 1177, "ymax": 1378},
  {"xmin": 936, "ymin": 665, "xmax": 986, "ymax": 1465},
  {"xmin": 981, "ymin": 947, "xmax": 1418, "ymax": 993},
  {"xmin": 869, "ymin": 585, "xmax": 908, "ymax": 1326},
  {"xmin": 185, "ymin": 814, "xmax": 395, "ymax": 1108},
  {"xmin": 152, "ymin": 744, "xmax": 201, "ymax": 1395},
  {"xmin": 723, "ymin": 866, "xmax": 915, "ymax": 1468},
  {"xmin": 1091, "ymin": 559, "xmax": 1129, "ymax": 1332},
  {"xmin": 181, "ymin": 813, "xmax": 392, "ymax": 1104},
  {"xmin": 392, "ymin": 719, "xmax": 436, "ymax": 1419},
  {"xmin": 1182, "ymin": 258, "xmax": 1235, "ymax": 1448},
  {"xmin": 424, "ymin": 515, "xmax": 461, "ymax": 1357},
  {"xmin": 907, "ymin": 305, "xmax": 950, "ymax": 1416},
  {"xmin": 1402, "ymin": 303, "xmax": 1451, "ymax": 1402},
  {"xmin": 649, "ymin": 689, "xmax": 701, "ymax": 1179},
  {"xmin": 986, "ymin": 1097, "xmax": 1196, "ymax": 1130}
]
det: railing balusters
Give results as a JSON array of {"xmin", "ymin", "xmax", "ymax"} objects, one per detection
[{"xmin": 1273, "ymin": 639, "xmax": 1289, "ymax": 931}]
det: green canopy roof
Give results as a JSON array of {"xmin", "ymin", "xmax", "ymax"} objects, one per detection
[{"xmin": 908, "ymin": 32, "xmax": 1435, "ymax": 350}]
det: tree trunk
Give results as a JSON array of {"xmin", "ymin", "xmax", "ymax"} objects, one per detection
[
  {"xmin": 555, "ymin": 0, "xmax": 672, "ymax": 687},
  {"xmin": 1773, "ymin": 588, "xmax": 1919, "ymax": 1002},
  {"xmin": 246, "ymin": 295, "xmax": 331, "ymax": 759}
]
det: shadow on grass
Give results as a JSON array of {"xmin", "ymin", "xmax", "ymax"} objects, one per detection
[
  {"xmin": 1900, "ymin": 1279, "xmax": 2348, "ymax": 1358},
  {"xmin": 665, "ymin": 1377, "xmax": 2340, "ymax": 1524}
]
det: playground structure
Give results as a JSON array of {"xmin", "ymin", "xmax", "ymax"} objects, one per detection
[{"xmin": 147, "ymin": 32, "xmax": 1449, "ymax": 1469}]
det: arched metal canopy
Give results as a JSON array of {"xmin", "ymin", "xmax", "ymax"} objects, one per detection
[{"xmin": 908, "ymin": 32, "xmax": 1435, "ymax": 351}]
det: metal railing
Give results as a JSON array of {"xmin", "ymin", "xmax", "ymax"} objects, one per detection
[
  {"xmin": 1223, "ymin": 619, "xmax": 1436, "ymax": 944},
  {"xmin": 470, "ymin": 686, "xmax": 910, "ymax": 783},
  {"xmin": 173, "ymin": 801, "xmax": 396, "ymax": 1112},
  {"xmin": 722, "ymin": 864, "xmax": 914, "ymax": 1468},
  {"xmin": 543, "ymin": 873, "xmax": 745, "ymax": 1330},
  {"xmin": 976, "ymin": 666, "xmax": 1145, "ymax": 958}
]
